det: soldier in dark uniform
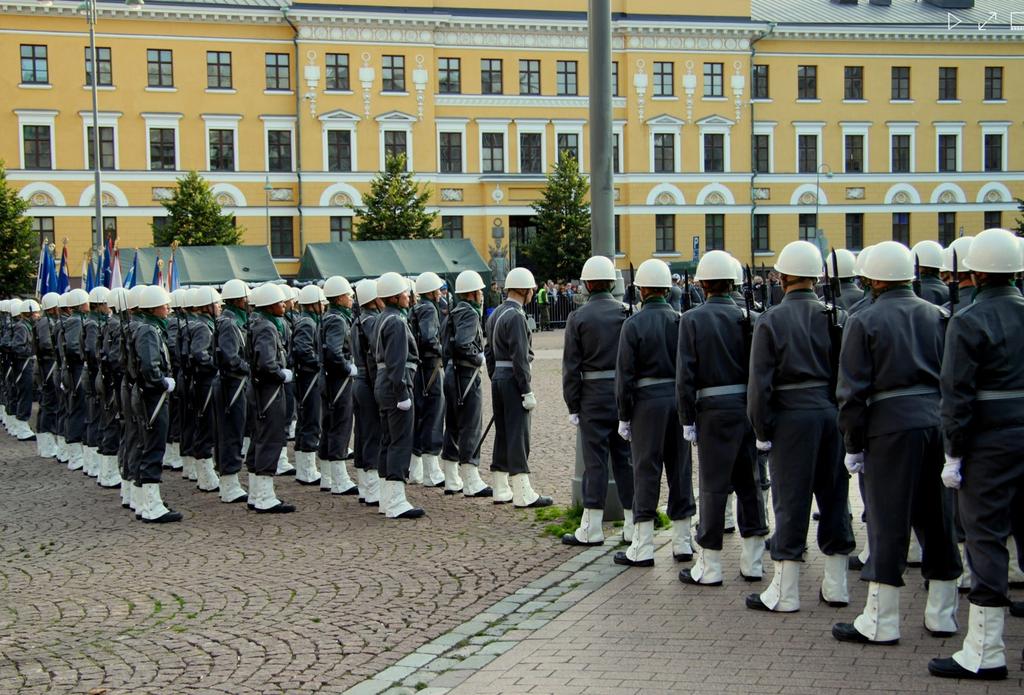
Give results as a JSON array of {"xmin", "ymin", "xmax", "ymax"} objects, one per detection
[
  {"xmin": 213, "ymin": 279, "xmax": 251, "ymax": 504},
  {"xmin": 828, "ymin": 249, "xmax": 862, "ymax": 311},
  {"xmin": 318, "ymin": 276, "xmax": 359, "ymax": 496},
  {"xmin": 277, "ymin": 286, "xmax": 299, "ymax": 477},
  {"xmin": 440, "ymin": 270, "xmax": 492, "ymax": 498},
  {"xmin": 677, "ymin": 251, "xmax": 769, "ymax": 585},
  {"xmin": 120, "ymin": 285, "xmax": 146, "ymax": 513},
  {"xmin": 82, "ymin": 287, "xmax": 110, "ymax": 477},
  {"xmin": 177, "ymin": 288, "xmax": 200, "ymax": 483},
  {"xmin": 410, "ymin": 271, "xmax": 447, "ymax": 488},
  {"xmin": 164, "ymin": 288, "xmax": 188, "ymax": 472},
  {"xmin": 97, "ymin": 288, "xmax": 126, "ymax": 490},
  {"xmin": 942, "ymin": 236, "xmax": 976, "ymax": 315},
  {"xmin": 746, "ymin": 241, "xmax": 855, "ymax": 613},
  {"xmin": 832, "ymin": 241, "xmax": 961, "ymax": 646},
  {"xmin": 52, "ymin": 294, "xmax": 70, "ymax": 463},
  {"xmin": 61, "ymin": 288, "xmax": 90, "ymax": 472},
  {"xmin": 929, "ymin": 228, "xmax": 1024, "ymax": 682},
  {"xmin": 0, "ymin": 300, "xmax": 10, "ymax": 435},
  {"xmin": 351, "ymin": 279, "xmax": 382, "ymax": 506},
  {"xmin": 912, "ymin": 240, "xmax": 950, "ymax": 306},
  {"xmin": 8, "ymin": 300, "xmax": 38, "ymax": 441},
  {"xmin": 561, "ymin": 256, "xmax": 633, "ymax": 547},
  {"xmin": 291, "ymin": 284, "xmax": 324, "ymax": 486},
  {"xmin": 187, "ymin": 287, "xmax": 222, "ymax": 493},
  {"xmin": 613, "ymin": 259, "xmax": 695, "ymax": 568},
  {"xmin": 35, "ymin": 293, "xmax": 61, "ymax": 458}
]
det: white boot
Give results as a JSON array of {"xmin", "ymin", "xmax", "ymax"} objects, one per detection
[
  {"xmin": 163, "ymin": 442, "xmax": 183, "ymax": 470},
  {"xmin": 181, "ymin": 456, "xmax": 198, "ymax": 481},
  {"xmin": 364, "ymin": 469, "xmax": 381, "ymax": 506},
  {"xmin": 1007, "ymin": 537, "xmax": 1024, "ymax": 586},
  {"xmin": 98, "ymin": 455, "xmax": 122, "ymax": 489},
  {"xmin": 56, "ymin": 436, "xmax": 69, "ymax": 462},
  {"xmin": 622, "ymin": 509, "xmax": 634, "ymax": 544},
  {"xmin": 294, "ymin": 451, "xmax": 321, "ymax": 485},
  {"xmin": 241, "ymin": 437, "xmax": 251, "ymax": 457},
  {"xmin": 566, "ymin": 508, "xmax": 605, "ymax": 546},
  {"xmin": 218, "ymin": 473, "xmax": 248, "ymax": 503},
  {"xmin": 615, "ymin": 520, "xmax": 654, "ymax": 566},
  {"xmin": 724, "ymin": 492, "xmax": 736, "ymax": 533},
  {"xmin": 672, "ymin": 517, "xmax": 693, "ymax": 561},
  {"xmin": 331, "ymin": 461, "xmax": 357, "ymax": 494},
  {"xmin": 821, "ymin": 554, "xmax": 850, "ymax": 606},
  {"xmin": 681, "ymin": 547, "xmax": 723, "ymax": 585},
  {"xmin": 318, "ymin": 456, "xmax": 333, "ymax": 492},
  {"xmin": 849, "ymin": 582, "xmax": 901, "ymax": 643},
  {"xmin": 355, "ymin": 468, "xmax": 367, "ymax": 500},
  {"xmin": 37, "ymin": 431, "xmax": 56, "ymax": 458},
  {"xmin": 82, "ymin": 446, "xmax": 95, "ymax": 476},
  {"xmin": 925, "ymin": 580, "xmax": 960, "ymax": 637},
  {"xmin": 66, "ymin": 442, "xmax": 84, "ymax": 471},
  {"xmin": 423, "ymin": 454, "xmax": 445, "ymax": 487},
  {"xmin": 15, "ymin": 419, "xmax": 36, "ymax": 441},
  {"xmin": 952, "ymin": 604, "xmax": 1006, "ymax": 674},
  {"xmin": 88, "ymin": 447, "xmax": 101, "ymax": 476},
  {"xmin": 252, "ymin": 475, "xmax": 294, "ymax": 513},
  {"xmin": 461, "ymin": 464, "xmax": 492, "ymax": 498},
  {"xmin": 408, "ymin": 455, "xmax": 424, "ymax": 485},
  {"xmin": 443, "ymin": 459, "xmax": 464, "ymax": 494},
  {"xmin": 196, "ymin": 459, "xmax": 220, "ymax": 492},
  {"xmin": 511, "ymin": 473, "xmax": 551, "ymax": 508},
  {"xmin": 130, "ymin": 483, "xmax": 142, "ymax": 515},
  {"xmin": 385, "ymin": 479, "xmax": 425, "ymax": 519},
  {"xmin": 275, "ymin": 449, "xmax": 294, "ymax": 476},
  {"xmin": 957, "ymin": 543, "xmax": 973, "ymax": 591},
  {"xmin": 755, "ymin": 561, "xmax": 801, "ymax": 612},
  {"xmin": 287, "ymin": 419, "xmax": 296, "ymax": 440},
  {"xmin": 907, "ymin": 532, "xmax": 923, "ymax": 566},
  {"xmin": 740, "ymin": 535, "xmax": 767, "ymax": 580},
  {"xmin": 140, "ymin": 483, "xmax": 181, "ymax": 523},
  {"xmin": 491, "ymin": 471, "xmax": 513, "ymax": 504},
  {"xmin": 120, "ymin": 479, "xmax": 131, "ymax": 508},
  {"xmin": 857, "ymin": 535, "xmax": 870, "ymax": 565}
]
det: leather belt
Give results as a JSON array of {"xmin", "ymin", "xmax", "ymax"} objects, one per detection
[
  {"xmin": 866, "ymin": 386, "xmax": 938, "ymax": 406},
  {"xmin": 582, "ymin": 370, "xmax": 616, "ymax": 381},
  {"xmin": 976, "ymin": 389, "xmax": 1024, "ymax": 402},
  {"xmin": 495, "ymin": 360, "xmax": 516, "ymax": 369},
  {"xmin": 696, "ymin": 383, "xmax": 746, "ymax": 400},
  {"xmin": 637, "ymin": 377, "xmax": 674, "ymax": 388},
  {"xmin": 455, "ymin": 360, "xmax": 480, "ymax": 369},
  {"xmin": 775, "ymin": 380, "xmax": 829, "ymax": 392},
  {"xmin": 376, "ymin": 361, "xmax": 417, "ymax": 370}
]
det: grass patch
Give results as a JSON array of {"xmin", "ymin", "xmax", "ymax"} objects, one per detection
[
  {"xmin": 654, "ymin": 511, "xmax": 672, "ymax": 530},
  {"xmin": 414, "ymin": 683, "xmax": 429, "ymax": 691},
  {"xmin": 535, "ymin": 504, "xmax": 584, "ymax": 539}
]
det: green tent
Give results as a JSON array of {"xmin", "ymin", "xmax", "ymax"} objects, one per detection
[
  {"xmin": 118, "ymin": 245, "xmax": 281, "ymax": 286},
  {"xmin": 297, "ymin": 239, "xmax": 491, "ymax": 289}
]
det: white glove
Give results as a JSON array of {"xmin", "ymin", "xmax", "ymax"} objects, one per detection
[
  {"xmin": 347, "ymin": 364, "xmax": 358, "ymax": 377},
  {"xmin": 522, "ymin": 392, "xmax": 537, "ymax": 411},
  {"xmin": 397, "ymin": 398, "xmax": 412, "ymax": 411},
  {"xmin": 683, "ymin": 424, "xmax": 697, "ymax": 443},
  {"xmin": 941, "ymin": 455, "xmax": 962, "ymax": 489},
  {"xmin": 162, "ymin": 377, "xmax": 176, "ymax": 393},
  {"xmin": 569, "ymin": 413, "xmax": 580, "ymax": 427},
  {"xmin": 280, "ymin": 368, "xmax": 294, "ymax": 384},
  {"xmin": 844, "ymin": 451, "xmax": 864, "ymax": 475},
  {"xmin": 618, "ymin": 421, "xmax": 631, "ymax": 442},
  {"xmin": 755, "ymin": 439, "xmax": 772, "ymax": 452}
]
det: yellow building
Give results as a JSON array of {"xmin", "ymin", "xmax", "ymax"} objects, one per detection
[{"xmin": 2, "ymin": 0, "xmax": 1022, "ymax": 279}]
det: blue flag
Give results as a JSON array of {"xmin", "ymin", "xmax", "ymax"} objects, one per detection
[
  {"xmin": 41, "ymin": 245, "xmax": 57, "ymax": 296},
  {"xmin": 151, "ymin": 254, "xmax": 162, "ymax": 287},
  {"xmin": 101, "ymin": 239, "xmax": 113, "ymax": 289},
  {"xmin": 57, "ymin": 245, "xmax": 70, "ymax": 294},
  {"xmin": 169, "ymin": 251, "xmax": 180, "ymax": 291},
  {"xmin": 124, "ymin": 251, "xmax": 139, "ymax": 289},
  {"xmin": 85, "ymin": 255, "xmax": 96, "ymax": 292}
]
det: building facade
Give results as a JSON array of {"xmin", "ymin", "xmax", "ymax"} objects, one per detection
[{"xmin": 2, "ymin": 0, "xmax": 1021, "ymax": 278}]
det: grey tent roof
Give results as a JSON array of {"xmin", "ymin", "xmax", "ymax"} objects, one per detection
[
  {"xmin": 297, "ymin": 239, "xmax": 491, "ymax": 286},
  {"xmin": 118, "ymin": 245, "xmax": 281, "ymax": 286}
]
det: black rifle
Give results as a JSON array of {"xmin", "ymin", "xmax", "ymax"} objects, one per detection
[
  {"xmin": 627, "ymin": 261, "xmax": 637, "ymax": 316},
  {"xmin": 829, "ymin": 249, "xmax": 841, "ymax": 301},
  {"xmin": 823, "ymin": 250, "xmax": 843, "ymax": 396},
  {"xmin": 472, "ymin": 414, "xmax": 496, "ymax": 460},
  {"xmin": 682, "ymin": 269, "xmax": 693, "ymax": 312},
  {"xmin": 742, "ymin": 265, "xmax": 755, "ymax": 358},
  {"xmin": 948, "ymin": 250, "xmax": 961, "ymax": 314},
  {"xmin": 912, "ymin": 254, "xmax": 923, "ymax": 298}
]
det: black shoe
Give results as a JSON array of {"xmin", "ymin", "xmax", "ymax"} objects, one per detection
[
  {"xmin": 723, "ymin": 526, "xmax": 735, "ymax": 535},
  {"xmin": 254, "ymin": 502, "xmax": 296, "ymax": 514},
  {"xmin": 561, "ymin": 532, "xmax": 603, "ymax": 547},
  {"xmin": 832, "ymin": 622, "xmax": 898, "ymax": 645},
  {"xmin": 907, "ymin": 560, "xmax": 923, "ymax": 568},
  {"xmin": 820, "ymin": 590, "xmax": 848, "ymax": 608},
  {"xmin": 466, "ymin": 487, "xmax": 494, "ymax": 498},
  {"xmin": 223, "ymin": 494, "xmax": 248, "ymax": 504},
  {"xmin": 928, "ymin": 657, "xmax": 1007, "ymax": 681},
  {"xmin": 1010, "ymin": 601, "xmax": 1024, "ymax": 618},
  {"xmin": 443, "ymin": 488, "xmax": 461, "ymax": 495},
  {"xmin": 678, "ymin": 569, "xmax": 722, "ymax": 587},
  {"xmin": 926, "ymin": 625, "xmax": 957, "ymax": 638},
  {"xmin": 740, "ymin": 573, "xmax": 763, "ymax": 582},
  {"xmin": 143, "ymin": 510, "xmax": 183, "ymax": 524},
  {"xmin": 515, "ymin": 496, "xmax": 553, "ymax": 509},
  {"xmin": 296, "ymin": 478, "xmax": 321, "ymax": 486},
  {"xmin": 99, "ymin": 482, "xmax": 121, "ymax": 489},
  {"xmin": 613, "ymin": 551, "xmax": 653, "ymax": 567},
  {"xmin": 432, "ymin": 482, "xmax": 445, "ymax": 489},
  {"xmin": 365, "ymin": 500, "xmax": 379, "ymax": 507},
  {"xmin": 332, "ymin": 485, "xmax": 359, "ymax": 496},
  {"xmin": 673, "ymin": 552, "xmax": 693, "ymax": 563},
  {"xmin": 394, "ymin": 507, "xmax": 425, "ymax": 519},
  {"xmin": 276, "ymin": 469, "xmax": 296, "ymax": 476},
  {"xmin": 197, "ymin": 485, "xmax": 219, "ymax": 493},
  {"xmin": 958, "ymin": 584, "xmax": 971, "ymax": 595},
  {"xmin": 848, "ymin": 556, "xmax": 865, "ymax": 571},
  {"xmin": 745, "ymin": 594, "xmax": 771, "ymax": 611},
  {"xmin": 493, "ymin": 498, "xmax": 513, "ymax": 505}
]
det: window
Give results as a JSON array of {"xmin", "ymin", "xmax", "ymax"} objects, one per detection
[
  {"xmin": 441, "ymin": 216, "xmax": 464, "ymax": 239},
  {"xmin": 270, "ymin": 217, "xmax": 294, "ymax": 258},
  {"xmin": 938, "ymin": 67, "xmax": 957, "ymax": 101},
  {"xmin": 32, "ymin": 217, "xmax": 55, "ymax": 247},
  {"xmin": 845, "ymin": 134, "xmax": 864, "ymax": 173},
  {"xmin": 752, "ymin": 64, "xmax": 769, "ymax": 99},
  {"xmin": 438, "ymin": 132, "xmax": 462, "ymax": 173},
  {"xmin": 92, "ymin": 216, "xmax": 117, "ymax": 245},
  {"xmin": 938, "ymin": 134, "xmax": 957, "ymax": 173},
  {"xmin": 87, "ymin": 126, "xmax": 115, "ymax": 170},
  {"xmin": 330, "ymin": 216, "xmax": 352, "ymax": 243},
  {"xmin": 267, "ymin": 130, "xmax": 292, "ymax": 172},
  {"xmin": 844, "ymin": 66, "xmax": 863, "ymax": 100},
  {"xmin": 797, "ymin": 65, "xmax": 817, "ymax": 99},
  {"xmin": 382, "ymin": 55, "xmax": 405, "ymax": 92},
  {"xmin": 20, "ymin": 45, "xmax": 48, "ymax": 84},
  {"xmin": 752, "ymin": 214, "xmax": 770, "ymax": 253},
  {"xmin": 327, "ymin": 130, "xmax": 353, "ymax": 172},
  {"xmin": 152, "ymin": 216, "xmax": 168, "ymax": 242},
  {"xmin": 556, "ymin": 133, "xmax": 579, "ymax": 163},
  {"xmin": 325, "ymin": 53, "xmax": 349, "ymax": 91},
  {"xmin": 208, "ymin": 129, "xmax": 235, "ymax": 171},
  {"xmin": 655, "ymin": 214, "xmax": 675, "ymax": 253},
  {"xmin": 984, "ymin": 133, "xmax": 1003, "ymax": 172},
  {"xmin": 614, "ymin": 215, "xmax": 621, "ymax": 254},
  {"xmin": 611, "ymin": 61, "xmax": 620, "ymax": 97},
  {"xmin": 265, "ymin": 53, "xmax": 290, "ymax": 90},
  {"xmin": 705, "ymin": 214, "xmax": 725, "ymax": 251},
  {"xmin": 23, "ymin": 125, "xmax": 52, "ymax": 170},
  {"xmin": 206, "ymin": 51, "xmax": 231, "ymax": 89},
  {"xmin": 612, "ymin": 133, "xmax": 620, "ymax": 174},
  {"xmin": 383, "ymin": 130, "xmax": 407, "ymax": 161},
  {"xmin": 704, "ymin": 62, "xmax": 724, "ymax": 97},
  {"xmin": 797, "ymin": 134, "xmax": 818, "ymax": 174},
  {"xmin": 148, "ymin": 128, "xmax": 176, "ymax": 170},
  {"xmin": 519, "ymin": 59, "xmax": 540, "ymax": 95},
  {"xmin": 891, "ymin": 134, "xmax": 911, "ymax": 173},
  {"xmin": 703, "ymin": 133, "xmax": 725, "ymax": 173},
  {"xmin": 891, "ymin": 66, "xmax": 910, "ymax": 100},
  {"xmin": 85, "ymin": 47, "xmax": 112, "ymax": 87},
  {"xmin": 480, "ymin": 59, "xmax": 503, "ymax": 95},
  {"xmin": 481, "ymin": 132, "xmax": 504, "ymax": 173},
  {"xmin": 653, "ymin": 133, "xmax": 675, "ymax": 174},
  {"xmin": 845, "ymin": 213, "xmax": 864, "ymax": 251},
  {"xmin": 984, "ymin": 210, "xmax": 1002, "ymax": 230},
  {"xmin": 653, "ymin": 61, "xmax": 674, "ymax": 97},
  {"xmin": 519, "ymin": 132, "xmax": 542, "ymax": 174},
  {"xmin": 799, "ymin": 214, "xmax": 817, "ymax": 242},
  {"xmin": 438, "ymin": 57, "xmax": 461, "ymax": 94},
  {"xmin": 752, "ymin": 134, "xmax": 770, "ymax": 174},
  {"xmin": 892, "ymin": 212, "xmax": 910, "ymax": 245},
  {"xmin": 984, "ymin": 66, "xmax": 1003, "ymax": 100},
  {"xmin": 147, "ymin": 49, "xmax": 173, "ymax": 88},
  {"xmin": 556, "ymin": 61, "xmax": 578, "ymax": 96},
  {"xmin": 938, "ymin": 212, "xmax": 956, "ymax": 247}
]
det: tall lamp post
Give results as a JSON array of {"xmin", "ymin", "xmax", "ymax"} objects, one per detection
[{"xmin": 815, "ymin": 162, "xmax": 833, "ymax": 243}]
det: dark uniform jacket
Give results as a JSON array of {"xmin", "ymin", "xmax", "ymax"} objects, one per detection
[
  {"xmin": 352, "ymin": 309, "xmax": 379, "ymax": 384},
  {"xmin": 133, "ymin": 316, "xmax": 173, "ymax": 391},
  {"xmin": 373, "ymin": 306, "xmax": 418, "ymax": 406},
  {"xmin": 248, "ymin": 312, "xmax": 289, "ymax": 386},
  {"xmin": 485, "ymin": 300, "xmax": 534, "ymax": 395},
  {"xmin": 214, "ymin": 306, "xmax": 250, "ymax": 379},
  {"xmin": 562, "ymin": 292, "xmax": 628, "ymax": 416},
  {"xmin": 291, "ymin": 312, "xmax": 322, "ymax": 375},
  {"xmin": 411, "ymin": 298, "xmax": 443, "ymax": 365},
  {"xmin": 321, "ymin": 305, "xmax": 355, "ymax": 377},
  {"xmin": 919, "ymin": 275, "xmax": 949, "ymax": 306},
  {"xmin": 443, "ymin": 302, "xmax": 484, "ymax": 368},
  {"xmin": 615, "ymin": 298, "xmax": 679, "ymax": 422}
]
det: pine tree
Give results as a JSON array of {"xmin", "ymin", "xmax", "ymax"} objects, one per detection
[
  {"xmin": 153, "ymin": 171, "xmax": 243, "ymax": 246},
  {"xmin": 526, "ymin": 152, "xmax": 591, "ymax": 282},
  {"xmin": 0, "ymin": 162, "xmax": 37, "ymax": 297},
  {"xmin": 354, "ymin": 153, "xmax": 438, "ymax": 241}
]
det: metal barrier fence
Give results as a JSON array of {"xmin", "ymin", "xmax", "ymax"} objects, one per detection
[{"xmin": 524, "ymin": 295, "xmax": 581, "ymax": 331}]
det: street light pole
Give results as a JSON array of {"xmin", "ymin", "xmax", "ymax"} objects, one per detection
[
  {"xmin": 85, "ymin": 0, "xmax": 103, "ymax": 253},
  {"xmin": 815, "ymin": 162, "xmax": 832, "ymax": 241}
]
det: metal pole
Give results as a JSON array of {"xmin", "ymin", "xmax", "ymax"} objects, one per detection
[
  {"xmin": 87, "ymin": 0, "xmax": 103, "ymax": 253},
  {"xmin": 588, "ymin": 0, "xmax": 613, "ymax": 259}
]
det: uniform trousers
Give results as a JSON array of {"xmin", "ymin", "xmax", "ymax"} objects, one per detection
[
  {"xmin": 352, "ymin": 377, "xmax": 380, "ymax": 471},
  {"xmin": 179, "ymin": 374, "xmax": 196, "ymax": 458},
  {"xmin": 378, "ymin": 403, "xmax": 414, "ymax": 481},
  {"xmin": 98, "ymin": 377, "xmax": 120, "ymax": 456},
  {"xmin": 294, "ymin": 370, "xmax": 322, "ymax": 453},
  {"xmin": 13, "ymin": 358, "xmax": 34, "ymax": 422},
  {"xmin": 579, "ymin": 380, "xmax": 634, "ymax": 511},
  {"xmin": 318, "ymin": 376, "xmax": 353, "ymax": 461},
  {"xmin": 36, "ymin": 361, "xmax": 58, "ymax": 434},
  {"xmin": 630, "ymin": 384, "xmax": 695, "ymax": 524},
  {"xmin": 491, "ymin": 370, "xmax": 531, "ymax": 475},
  {"xmin": 132, "ymin": 385, "xmax": 168, "ymax": 484},
  {"xmin": 413, "ymin": 360, "xmax": 444, "ymax": 456},
  {"xmin": 214, "ymin": 374, "xmax": 247, "ymax": 475},
  {"xmin": 64, "ymin": 365, "xmax": 86, "ymax": 443},
  {"xmin": 245, "ymin": 381, "xmax": 287, "ymax": 475},
  {"xmin": 191, "ymin": 376, "xmax": 217, "ymax": 459},
  {"xmin": 442, "ymin": 365, "xmax": 483, "ymax": 465},
  {"xmin": 119, "ymin": 381, "xmax": 136, "ymax": 480}
]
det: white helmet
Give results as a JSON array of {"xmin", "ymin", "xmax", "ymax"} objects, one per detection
[
  {"xmin": 298, "ymin": 285, "xmax": 323, "ymax": 305},
  {"xmin": 221, "ymin": 278, "xmax": 250, "ymax": 301},
  {"xmin": 8, "ymin": 299, "xmax": 23, "ymax": 315},
  {"xmin": 966, "ymin": 228, "xmax": 1024, "ymax": 274},
  {"xmin": 941, "ymin": 236, "xmax": 974, "ymax": 273},
  {"xmin": 250, "ymin": 282, "xmax": 287, "ymax": 308},
  {"xmin": 634, "ymin": 258, "xmax": 672, "ymax": 288},
  {"xmin": 415, "ymin": 271, "xmax": 445, "ymax": 295},
  {"xmin": 65, "ymin": 288, "xmax": 90, "ymax": 308},
  {"xmin": 127, "ymin": 285, "xmax": 147, "ymax": 310},
  {"xmin": 0, "ymin": 299, "xmax": 7, "ymax": 313},
  {"xmin": 911, "ymin": 240, "xmax": 944, "ymax": 270},
  {"xmin": 376, "ymin": 272, "xmax": 409, "ymax": 299},
  {"xmin": 455, "ymin": 270, "xmax": 485, "ymax": 294},
  {"xmin": 861, "ymin": 241, "xmax": 914, "ymax": 282},
  {"xmin": 194, "ymin": 286, "xmax": 222, "ymax": 308},
  {"xmin": 170, "ymin": 288, "xmax": 188, "ymax": 309},
  {"xmin": 139, "ymin": 285, "xmax": 171, "ymax": 310},
  {"xmin": 186, "ymin": 286, "xmax": 204, "ymax": 309},
  {"xmin": 733, "ymin": 258, "xmax": 745, "ymax": 286},
  {"xmin": 829, "ymin": 249, "xmax": 857, "ymax": 278},
  {"xmin": 41, "ymin": 292, "xmax": 60, "ymax": 311},
  {"xmin": 88, "ymin": 286, "xmax": 110, "ymax": 304},
  {"xmin": 323, "ymin": 275, "xmax": 354, "ymax": 298},
  {"xmin": 317, "ymin": 287, "xmax": 328, "ymax": 303},
  {"xmin": 853, "ymin": 246, "xmax": 874, "ymax": 277},
  {"xmin": 20, "ymin": 299, "xmax": 40, "ymax": 314},
  {"xmin": 580, "ymin": 256, "xmax": 616, "ymax": 282},
  {"xmin": 355, "ymin": 278, "xmax": 378, "ymax": 306},
  {"xmin": 108, "ymin": 287, "xmax": 128, "ymax": 313},
  {"xmin": 407, "ymin": 277, "xmax": 417, "ymax": 295},
  {"xmin": 504, "ymin": 267, "xmax": 537, "ymax": 290},
  {"xmin": 694, "ymin": 250, "xmax": 738, "ymax": 282},
  {"xmin": 774, "ymin": 241, "xmax": 823, "ymax": 279}
]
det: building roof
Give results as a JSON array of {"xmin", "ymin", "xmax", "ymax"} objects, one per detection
[{"xmin": 750, "ymin": 0, "xmax": 1018, "ymax": 27}]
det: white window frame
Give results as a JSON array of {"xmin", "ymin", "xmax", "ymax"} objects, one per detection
[
  {"xmin": 646, "ymin": 115, "xmax": 684, "ymax": 174},
  {"xmin": 752, "ymin": 120, "xmax": 776, "ymax": 174},
  {"xmin": 792, "ymin": 121, "xmax": 825, "ymax": 174},
  {"xmin": 434, "ymin": 117, "xmax": 468, "ymax": 174},
  {"xmin": 477, "ymin": 118, "xmax": 510, "ymax": 174},
  {"xmin": 202, "ymin": 113, "xmax": 241, "ymax": 172},
  {"xmin": 15, "ymin": 109, "xmax": 57, "ymax": 170},
  {"xmin": 696, "ymin": 116, "xmax": 733, "ymax": 174},
  {"xmin": 79, "ymin": 109, "xmax": 122, "ymax": 170},
  {"xmin": 515, "ymin": 118, "xmax": 548, "ymax": 175},
  {"xmin": 260, "ymin": 115, "xmax": 297, "ymax": 172},
  {"xmin": 934, "ymin": 121, "xmax": 965, "ymax": 174},
  {"xmin": 375, "ymin": 111, "xmax": 417, "ymax": 171},
  {"xmin": 319, "ymin": 109, "xmax": 360, "ymax": 173},
  {"xmin": 840, "ymin": 121, "xmax": 871, "ymax": 174},
  {"xmin": 887, "ymin": 121, "xmax": 918, "ymax": 174},
  {"xmin": 980, "ymin": 120, "xmax": 1010, "ymax": 173},
  {"xmin": 553, "ymin": 119, "xmax": 586, "ymax": 171},
  {"xmin": 142, "ymin": 112, "xmax": 182, "ymax": 171}
]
